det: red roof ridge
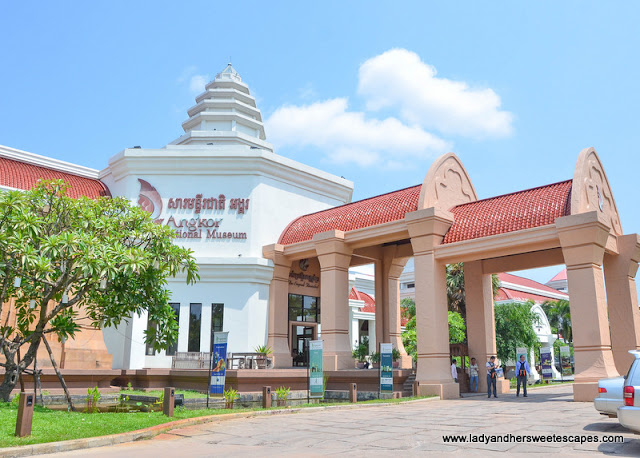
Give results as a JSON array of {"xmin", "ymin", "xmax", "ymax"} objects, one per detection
[
  {"xmin": 452, "ymin": 179, "xmax": 572, "ymax": 210},
  {"xmin": 291, "ymin": 183, "xmax": 421, "ymax": 223}
]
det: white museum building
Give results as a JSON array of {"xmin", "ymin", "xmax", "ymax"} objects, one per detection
[{"xmin": 0, "ymin": 64, "xmax": 353, "ymax": 370}]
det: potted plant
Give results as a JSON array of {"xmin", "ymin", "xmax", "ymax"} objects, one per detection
[
  {"xmin": 352, "ymin": 340, "xmax": 369, "ymax": 369},
  {"xmin": 253, "ymin": 345, "xmax": 273, "ymax": 369},
  {"xmin": 223, "ymin": 387, "xmax": 239, "ymax": 409},
  {"xmin": 275, "ymin": 386, "xmax": 290, "ymax": 407},
  {"xmin": 370, "ymin": 351, "xmax": 380, "ymax": 369},
  {"xmin": 392, "ymin": 348, "xmax": 401, "ymax": 369}
]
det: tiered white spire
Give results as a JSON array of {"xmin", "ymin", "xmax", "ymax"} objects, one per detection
[{"xmin": 170, "ymin": 64, "xmax": 272, "ymax": 151}]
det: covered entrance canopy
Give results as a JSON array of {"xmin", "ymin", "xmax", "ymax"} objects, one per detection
[{"xmin": 263, "ymin": 148, "xmax": 640, "ymax": 401}]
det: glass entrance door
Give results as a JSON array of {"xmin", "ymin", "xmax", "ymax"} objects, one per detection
[{"xmin": 293, "ymin": 326, "xmax": 314, "ymax": 367}]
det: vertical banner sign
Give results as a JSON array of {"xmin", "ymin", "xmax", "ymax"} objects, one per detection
[
  {"xmin": 380, "ymin": 343, "xmax": 393, "ymax": 394},
  {"xmin": 209, "ymin": 332, "xmax": 229, "ymax": 396},
  {"xmin": 540, "ymin": 347, "xmax": 553, "ymax": 379},
  {"xmin": 309, "ymin": 340, "xmax": 323, "ymax": 398},
  {"xmin": 560, "ymin": 346, "xmax": 572, "ymax": 376}
]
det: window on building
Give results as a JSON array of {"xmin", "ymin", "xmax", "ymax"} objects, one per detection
[
  {"xmin": 145, "ymin": 315, "xmax": 157, "ymax": 356},
  {"xmin": 166, "ymin": 303, "xmax": 180, "ymax": 356},
  {"xmin": 211, "ymin": 303, "xmax": 224, "ymax": 334},
  {"xmin": 289, "ymin": 294, "xmax": 320, "ymax": 323},
  {"xmin": 188, "ymin": 303, "xmax": 202, "ymax": 352}
]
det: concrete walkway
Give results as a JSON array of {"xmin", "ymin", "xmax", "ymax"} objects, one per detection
[{"xmin": 41, "ymin": 385, "xmax": 640, "ymax": 456}]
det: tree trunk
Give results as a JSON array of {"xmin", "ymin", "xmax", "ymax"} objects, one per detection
[
  {"xmin": 34, "ymin": 357, "xmax": 44, "ymax": 406},
  {"xmin": 42, "ymin": 336, "xmax": 75, "ymax": 411},
  {"xmin": 0, "ymin": 366, "xmax": 19, "ymax": 402},
  {"xmin": 17, "ymin": 347, "xmax": 25, "ymax": 392}
]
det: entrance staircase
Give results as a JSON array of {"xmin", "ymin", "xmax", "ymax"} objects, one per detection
[{"xmin": 403, "ymin": 372, "xmax": 416, "ymax": 397}]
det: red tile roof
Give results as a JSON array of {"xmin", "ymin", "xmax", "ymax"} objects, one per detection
[
  {"xmin": 349, "ymin": 286, "xmax": 409, "ymax": 326},
  {"xmin": 442, "ymin": 180, "xmax": 572, "ymax": 244},
  {"xmin": 0, "ymin": 156, "xmax": 110, "ymax": 199},
  {"xmin": 278, "ymin": 185, "xmax": 421, "ymax": 245},
  {"xmin": 548, "ymin": 269, "xmax": 567, "ymax": 283},
  {"xmin": 495, "ymin": 287, "xmax": 567, "ymax": 304},
  {"xmin": 278, "ymin": 179, "xmax": 573, "ymax": 246},
  {"xmin": 497, "ymin": 273, "xmax": 569, "ymax": 299},
  {"xmin": 349, "ymin": 287, "xmax": 376, "ymax": 313}
]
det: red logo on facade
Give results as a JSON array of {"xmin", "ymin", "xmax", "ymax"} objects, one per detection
[{"xmin": 138, "ymin": 179, "xmax": 163, "ymax": 220}]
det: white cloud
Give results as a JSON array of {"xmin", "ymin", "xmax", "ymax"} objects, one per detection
[
  {"xmin": 189, "ymin": 74, "xmax": 208, "ymax": 94},
  {"xmin": 177, "ymin": 66, "xmax": 209, "ymax": 94},
  {"xmin": 266, "ymin": 98, "xmax": 451, "ymax": 167},
  {"xmin": 358, "ymin": 49, "xmax": 513, "ymax": 138}
]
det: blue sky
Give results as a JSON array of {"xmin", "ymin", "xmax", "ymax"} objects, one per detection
[{"xmin": 1, "ymin": 1, "xmax": 639, "ymax": 283}]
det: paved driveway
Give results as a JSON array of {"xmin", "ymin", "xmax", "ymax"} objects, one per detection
[{"xmin": 43, "ymin": 385, "xmax": 640, "ymax": 456}]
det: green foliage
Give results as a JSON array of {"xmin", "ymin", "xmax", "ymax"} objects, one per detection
[
  {"xmin": 0, "ymin": 180, "xmax": 199, "ymax": 399},
  {"xmin": 370, "ymin": 351, "xmax": 380, "ymax": 364},
  {"xmin": 447, "ymin": 311, "xmax": 466, "ymax": 344},
  {"xmin": 322, "ymin": 373, "xmax": 329, "ymax": 398},
  {"xmin": 275, "ymin": 386, "xmax": 290, "ymax": 401},
  {"xmin": 494, "ymin": 301, "xmax": 541, "ymax": 364},
  {"xmin": 543, "ymin": 299, "xmax": 572, "ymax": 343},
  {"xmin": 445, "ymin": 263, "xmax": 500, "ymax": 317},
  {"xmin": 223, "ymin": 388, "xmax": 239, "ymax": 403},
  {"xmin": 85, "ymin": 386, "xmax": 101, "ymax": 413},
  {"xmin": 126, "ymin": 382, "xmax": 133, "ymax": 391},
  {"xmin": 351, "ymin": 336, "xmax": 369, "ymax": 362},
  {"xmin": 401, "ymin": 299, "xmax": 466, "ymax": 362},
  {"xmin": 253, "ymin": 345, "xmax": 273, "ymax": 355}
]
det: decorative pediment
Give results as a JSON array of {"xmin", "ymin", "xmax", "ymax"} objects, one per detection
[
  {"xmin": 418, "ymin": 153, "xmax": 477, "ymax": 211},
  {"xmin": 571, "ymin": 147, "xmax": 622, "ymax": 235}
]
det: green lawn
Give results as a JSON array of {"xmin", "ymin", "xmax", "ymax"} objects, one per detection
[
  {"xmin": 0, "ymin": 403, "xmax": 253, "ymax": 448},
  {"xmin": 0, "ymin": 395, "xmax": 434, "ymax": 448}
]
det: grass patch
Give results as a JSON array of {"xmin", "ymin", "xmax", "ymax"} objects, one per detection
[
  {"xmin": 0, "ymin": 403, "xmax": 257, "ymax": 448},
  {"xmin": 0, "ymin": 394, "xmax": 434, "ymax": 448}
]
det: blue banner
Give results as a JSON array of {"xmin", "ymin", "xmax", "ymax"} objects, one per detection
[
  {"xmin": 540, "ymin": 347, "xmax": 553, "ymax": 380},
  {"xmin": 210, "ymin": 332, "xmax": 229, "ymax": 396},
  {"xmin": 380, "ymin": 343, "xmax": 393, "ymax": 394}
]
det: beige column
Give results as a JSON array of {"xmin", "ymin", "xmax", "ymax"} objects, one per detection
[
  {"xmin": 604, "ymin": 234, "xmax": 640, "ymax": 375},
  {"xmin": 464, "ymin": 261, "xmax": 510, "ymax": 394},
  {"xmin": 556, "ymin": 212, "xmax": 619, "ymax": 402},
  {"xmin": 314, "ymin": 230, "xmax": 353, "ymax": 371},
  {"xmin": 374, "ymin": 259, "xmax": 387, "ymax": 348},
  {"xmin": 263, "ymin": 244, "xmax": 292, "ymax": 368},
  {"xmin": 406, "ymin": 208, "xmax": 459, "ymax": 399},
  {"xmin": 384, "ymin": 252, "xmax": 412, "ymax": 368},
  {"xmin": 374, "ymin": 248, "xmax": 411, "ymax": 367}
]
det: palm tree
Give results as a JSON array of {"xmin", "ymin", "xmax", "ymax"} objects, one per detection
[
  {"xmin": 543, "ymin": 299, "xmax": 572, "ymax": 343},
  {"xmin": 445, "ymin": 263, "xmax": 500, "ymax": 318}
]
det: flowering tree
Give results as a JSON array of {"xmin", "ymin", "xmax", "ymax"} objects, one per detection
[{"xmin": 0, "ymin": 181, "xmax": 198, "ymax": 401}]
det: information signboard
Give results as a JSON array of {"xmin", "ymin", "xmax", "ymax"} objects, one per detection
[
  {"xmin": 380, "ymin": 343, "xmax": 393, "ymax": 394},
  {"xmin": 540, "ymin": 346, "xmax": 553, "ymax": 379},
  {"xmin": 309, "ymin": 340, "xmax": 323, "ymax": 399},
  {"xmin": 560, "ymin": 346, "xmax": 572, "ymax": 376},
  {"xmin": 209, "ymin": 332, "xmax": 229, "ymax": 396}
]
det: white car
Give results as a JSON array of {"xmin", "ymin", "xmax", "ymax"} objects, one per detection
[
  {"xmin": 594, "ymin": 376, "xmax": 625, "ymax": 417},
  {"xmin": 617, "ymin": 351, "xmax": 640, "ymax": 433}
]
